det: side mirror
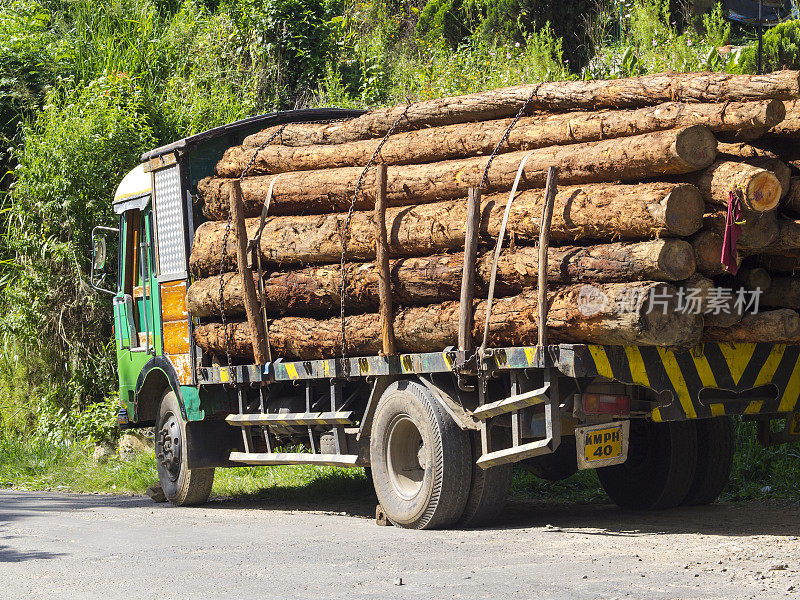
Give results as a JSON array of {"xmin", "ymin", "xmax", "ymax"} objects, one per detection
[
  {"xmin": 90, "ymin": 225, "xmax": 119, "ymax": 296},
  {"xmin": 93, "ymin": 235, "xmax": 107, "ymax": 271}
]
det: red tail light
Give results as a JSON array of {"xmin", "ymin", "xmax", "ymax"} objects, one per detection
[{"xmin": 582, "ymin": 393, "xmax": 630, "ymax": 415}]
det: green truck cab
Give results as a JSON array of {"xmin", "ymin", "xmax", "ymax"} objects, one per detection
[{"xmin": 91, "ymin": 110, "xmax": 800, "ymax": 529}]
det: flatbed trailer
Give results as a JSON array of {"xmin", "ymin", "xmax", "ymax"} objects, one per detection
[{"xmin": 91, "ymin": 109, "xmax": 800, "ymax": 529}]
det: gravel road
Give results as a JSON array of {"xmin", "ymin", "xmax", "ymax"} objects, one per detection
[{"xmin": 1, "ymin": 489, "xmax": 799, "ymax": 599}]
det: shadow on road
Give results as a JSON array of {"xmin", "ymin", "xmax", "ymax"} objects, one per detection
[
  {"xmin": 0, "ymin": 544, "xmax": 66, "ymax": 563},
  {"xmin": 3, "ymin": 486, "xmax": 799, "ymax": 538}
]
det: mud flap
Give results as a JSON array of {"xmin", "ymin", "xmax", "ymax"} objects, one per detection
[{"xmin": 185, "ymin": 420, "xmax": 244, "ymax": 469}]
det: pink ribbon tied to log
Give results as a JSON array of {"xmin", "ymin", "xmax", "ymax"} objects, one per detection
[{"xmin": 721, "ymin": 189, "xmax": 745, "ymax": 276}]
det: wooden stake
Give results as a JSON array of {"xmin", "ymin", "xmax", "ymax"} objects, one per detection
[
  {"xmin": 459, "ymin": 188, "xmax": 481, "ymax": 351},
  {"xmin": 230, "ymin": 180, "xmax": 269, "ymax": 364},
  {"xmin": 538, "ymin": 167, "xmax": 559, "ymax": 348},
  {"xmin": 375, "ymin": 164, "xmax": 396, "ymax": 355}
]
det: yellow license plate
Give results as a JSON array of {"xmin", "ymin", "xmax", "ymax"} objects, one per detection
[{"xmin": 583, "ymin": 424, "xmax": 624, "ymax": 463}]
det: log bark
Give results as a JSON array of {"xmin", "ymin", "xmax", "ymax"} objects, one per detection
[
  {"xmin": 193, "ymin": 283, "xmax": 702, "ymax": 359},
  {"xmin": 240, "ymin": 71, "xmax": 800, "ymax": 148},
  {"xmin": 703, "ymin": 309, "xmax": 800, "ymax": 342},
  {"xmin": 682, "ymin": 160, "xmax": 781, "ymax": 211},
  {"xmin": 186, "ymin": 240, "xmax": 696, "ymax": 318},
  {"xmin": 215, "ymin": 101, "xmax": 782, "ymax": 177},
  {"xmin": 189, "ymin": 182, "xmax": 704, "ymax": 277},
  {"xmin": 762, "ymin": 277, "xmax": 800, "ymax": 309},
  {"xmin": 199, "ymin": 126, "xmax": 717, "ymax": 219}
]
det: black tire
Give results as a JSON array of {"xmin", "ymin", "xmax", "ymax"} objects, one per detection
[
  {"xmin": 682, "ymin": 416, "xmax": 734, "ymax": 506},
  {"xmin": 458, "ymin": 429, "xmax": 512, "ymax": 528},
  {"xmin": 155, "ymin": 390, "xmax": 214, "ymax": 506},
  {"xmin": 597, "ymin": 419, "xmax": 697, "ymax": 510},
  {"xmin": 520, "ymin": 435, "xmax": 578, "ymax": 481},
  {"xmin": 369, "ymin": 379, "xmax": 471, "ymax": 529}
]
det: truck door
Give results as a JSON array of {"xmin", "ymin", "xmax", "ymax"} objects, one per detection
[{"xmin": 114, "ymin": 206, "xmax": 158, "ymax": 410}]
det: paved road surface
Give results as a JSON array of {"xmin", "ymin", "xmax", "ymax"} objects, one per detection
[{"xmin": 1, "ymin": 489, "xmax": 799, "ymax": 599}]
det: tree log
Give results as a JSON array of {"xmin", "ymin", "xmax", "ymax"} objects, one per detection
[
  {"xmin": 703, "ymin": 309, "xmax": 800, "ymax": 342},
  {"xmin": 215, "ymin": 101, "xmax": 782, "ymax": 177},
  {"xmin": 691, "ymin": 230, "xmax": 739, "ymax": 276},
  {"xmin": 762, "ymin": 277, "xmax": 800, "ymax": 309},
  {"xmin": 193, "ymin": 283, "xmax": 702, "ymax": 359},
  {"xmin": 769, "ymin": 98, "xmax": 800, "ymax": 136},
  {"xmin": 716, "ymin": 142, "xmax": 791, "ymax": 198},
  {"xmin": 199, "ymin": 126, "xmax": 717, "ymax": 219},
  {"xmin": 784, "ymin": 177, "xmax": 800, "ymax": 214},
  {"xmin": 189, "ymin": 182, "xmax": 704, "ymax": 277},
  {"xmin": 761, "ymin": 218, "xmax": 800, "ymax": 254},
  {"xmin": 186, "ymin": 240, "xmax": 696, "ymax": 318},
  {"xmin": 758, "ymin": 251, "xmax": 800, "ymax": 273},
  {"xmin": 240, "ymin": 71, "xmax": 800, "ymax": 148},
  {"xmin": 682, "ymin": 160, "xmax": 781, "ymax": 211},
  {"xmin": 737, "ymin": 267, "xmax": 772, "ymax": 292},
  {"xmin": 703, "ymin": 209, "xmax": 780, "ymax": 252}
]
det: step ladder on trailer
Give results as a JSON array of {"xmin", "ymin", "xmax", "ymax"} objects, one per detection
[
  {"xmin": 227, "ymin": 379, "xmax": 361, "ymax": 467},
  {"xmin": 467, "ymin": 166, "xmax": 563, "ymax": 468}
]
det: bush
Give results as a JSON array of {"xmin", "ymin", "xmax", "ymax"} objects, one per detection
[
  {"xmin": 736, "ymin": 19, "xmax": 800, "ymax": 74},
  {"xmin": 2, "ymin": 73, "xmax": 155, "ymax": 427}
]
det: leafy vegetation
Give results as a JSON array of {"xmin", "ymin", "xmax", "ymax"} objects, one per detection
[{"xmin": 0, "ymin": 0, "xmax": 799, "ymax": 504}]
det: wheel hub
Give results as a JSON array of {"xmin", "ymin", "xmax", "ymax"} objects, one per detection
[
  {"xmin": 157, "ymin": 413, "xmax": 182, "ymax": 482},
  {"xmin": 385, "ymin": 415, "xmax": 426, "ymax": 500}
]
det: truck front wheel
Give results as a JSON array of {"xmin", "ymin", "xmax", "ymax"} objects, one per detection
[
  {"xmin": 597, "ymin": 419, "xmax": 697, "ymax": 510},
  {"xmin": 155, "ymin": 390, "xmax": 214, "ymax": 506},
  {"xmin": 369, "ymin": 380, "xmax": 471, "ymax": 529}
]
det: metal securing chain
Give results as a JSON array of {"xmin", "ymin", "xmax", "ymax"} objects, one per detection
[
  {"xmin": 339, "ymin": 105, "xmax": 411, "ymax": 358},
  {"xmin": 217, "ymin": 123, "xmax": 289, "ymax": 377},
  {"xmin": 479, "ymin": 83, "xmax": 543, "ymax": 190}
]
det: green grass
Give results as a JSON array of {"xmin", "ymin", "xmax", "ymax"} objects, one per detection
[
  {"xmin": 3, "ymin": 418, "xmax": 800, "ymax": 505},
  {"xmin": 0, "ymin": 436, "xmax": 157, "ymax": 493}
]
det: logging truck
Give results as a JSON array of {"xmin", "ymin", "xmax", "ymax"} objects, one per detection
[{"xmin": 91, "ymin": 108, "xmax": 800, "ymax": 529}]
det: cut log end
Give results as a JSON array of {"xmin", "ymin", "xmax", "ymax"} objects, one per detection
[
  {"xmin": 655, "ymin": 239, "xmax": 697, "ymax": 281},
  {"xmin": 746, "ymin": 169, "xmax": 782, "ymax": 212},
  {"xmin": 674, "ymin": 125, "xmax": 718, "ymax": 170},
  {"xmin": 663, "ymin": 184, "xmax": 705, "ymax": 236}
]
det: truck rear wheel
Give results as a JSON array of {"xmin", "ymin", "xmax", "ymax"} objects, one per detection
[
  {"xmin": 682, "ymin": 416, "xmax": 734, "ymax": 505},
  {"xmin": 597, "ymin": 419, "xmax": 697, "ymax": 510},
  {"xmin": 369, "ymin": 380, "xmax": 471, "ymax": 529},
  {"xmin": 458, "ymin": 428, "xmax": 512, "ymax": 528},
  {"xmin": 520, "ymin": 435, "xmax": 578, "ymax": 481},
  {"xmin": 155, "ymin": 390, "xmax": 214, "ymax": 506}
]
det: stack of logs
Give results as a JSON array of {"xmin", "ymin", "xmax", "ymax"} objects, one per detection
[{"xmin": 187, "ymin": 70, "xmax": 800, "ymax": 361}]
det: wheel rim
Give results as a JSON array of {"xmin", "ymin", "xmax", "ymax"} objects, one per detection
[
  {"xmin": 385, "ymin": 414, "xmax": 426, "ymax": 501},
  {"xmin": 157, "ymin": 412, "xmax": 182, "ymax": 482}
]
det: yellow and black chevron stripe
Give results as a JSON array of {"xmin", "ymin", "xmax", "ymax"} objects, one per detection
[{"xmin": 586, "ymin": 343, "xmax": 800, "ymax": 422}]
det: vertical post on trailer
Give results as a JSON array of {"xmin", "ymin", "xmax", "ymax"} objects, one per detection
[
  {"xmin": 230, "ymin": 180, "xmax": 269, "ymax": 365},
  {"xmin": 459, "ymin": 188, "xmax": 481, "ymax": 352},
  {"xmin": 375, "ymin": 164, "xmax": 396, "ymax": 356},
  {"xmin": 537, "ymin": 167, "xmax": 559, "ymax": 349}
]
